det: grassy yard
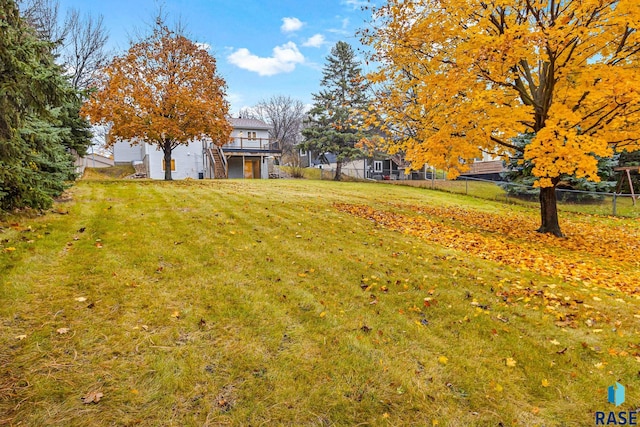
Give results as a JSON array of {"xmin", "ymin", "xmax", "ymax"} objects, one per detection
[{"xmin": 1, "ymin": 178, "xmax": 640, "ymax": 426}]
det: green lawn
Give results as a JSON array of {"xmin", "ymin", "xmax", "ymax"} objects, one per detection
[{"xmin": 1, "ymin": 178, "xmax": 639, "ymax": 426}]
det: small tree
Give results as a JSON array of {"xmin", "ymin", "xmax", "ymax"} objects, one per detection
[
  {"xmin": 302, "ymin": 41, "xmax": 369, "ymax": 180},
  {"xmin": 82, "ymin": 18, "xmax": 231, "ymax": 180}
]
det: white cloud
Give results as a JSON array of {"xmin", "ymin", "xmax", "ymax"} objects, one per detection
[
  {"xmin": 227, "ymin": 42, "xmax": 305, "ymax": 76},
  {"xmin": 328, "ymin": 17, "xmax": 351, "ymax": 35},
  {"xmin": 342, "ymin": 0, "xmax": 368, "ymax": 9},
  {"xmin": 281, "ymin": 17, "xmax": 304, "ymax": 33},
  {"xmin": 302, "ymin": 34, "xmax": 326, "ymax": 48}
]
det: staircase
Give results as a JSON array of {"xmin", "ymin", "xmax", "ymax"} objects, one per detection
[{"xmin": 207, "ymin": 145, "xmax": 228, "ymax": 179}]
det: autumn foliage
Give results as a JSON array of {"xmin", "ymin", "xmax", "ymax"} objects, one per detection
[
  {"xmin": 363, "ymin": 0, "xmax": 640, "ymax": 236},
  {"xmin": 335, "ymin": 202, "xmax": 640, "ymax": 295},
  {"xmin": 82, "ymin": 20, "xmax": 231, "ymax": 180}
]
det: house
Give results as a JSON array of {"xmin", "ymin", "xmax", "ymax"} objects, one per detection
[
  {"xmin": 112, "ymin": 117, "xmax": 281, "ymax": 179},
  {"xmin": 459, "ymin": 152, "xmax": 505, "ymax": 181}
]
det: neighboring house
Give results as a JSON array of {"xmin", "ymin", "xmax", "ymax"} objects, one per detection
[
  {"xmin": 112, "ymin": 117, "xmax": 281, "ymax": 179},
  {"xmin": 459, "ymin": 152, "xmax": 505, "ymax": 181},
  {"xmin": 300, "ymin": 151, "xmax": 410, "ymax": 181}
]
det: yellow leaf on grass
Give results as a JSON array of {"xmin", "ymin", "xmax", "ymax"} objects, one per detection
[
  {"xmin": 56, "ymin": 327, "xmax": 70, "ymax": 334},
  {"xmin": 541, "ymin": 379, "xmax": 550, "ymax": 387},
  {"xmin": 505, "ymin": 357, "xmax": 517, "ymax": 367},
  {"xmin": 438, "ymin": 356, "xmax": 448, "ymax": 365},
  {"xmin": 171, "ymin": 311, "xmax": 180, "ymax": 319},
  {"xmin": 3, "ymin": 247, "xmax": 16, "ymax": 252},
  {"xmin": 494, "ymin": 383, "xmax": 503, "ymax": 392},
  {"xmin": 319, "ymin": 311, "xmax": 326, "ymax": 318}
]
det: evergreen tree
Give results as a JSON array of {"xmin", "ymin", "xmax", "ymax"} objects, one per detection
[
  {"xmin": 501, "ymin": 134, "xmax": 617, "ymax": 202},
  {"xmin": 302, "ymin": 41, "xmax": 369, "ymax": 180},
  {"xmin": 0, "ymin": 0, "xmax": 89, "ymax": 211}
]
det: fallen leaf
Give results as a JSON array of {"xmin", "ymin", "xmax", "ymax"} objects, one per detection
[
  {"xmin": 3, "ymin": 247, "xmax": 16, "ymax": 252},
  {"xmin": 438, "ymin": 355, "xmax": 448, "ymax": 365},
  {"xmin": 56, "ymin": 327, "xmax": 70, "ymax": 334},
  {"xmin": 505, "ymin": 357, "xmax": 517, "ymax": 367},
  {"xmin": 15, "ymin": 334, "xmax": 27, "ymax": 340},
  {"xmin": 74, "ymin": 297, "xmax": 87, "ymax": 302},
  {"xmin": 81, "ymin": 391, "xmax": 104, "ymax": 404},
  {"xmin": 171, "ymin": 311, "xmax": 180, "ymax": 319},
  {"xmin": 541, "ymin": 379, "xmax": 550, "ymax": 387}
]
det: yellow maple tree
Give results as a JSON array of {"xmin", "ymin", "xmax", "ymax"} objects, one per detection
[
  {"xmin": 362, "ymin": 0, "xmax": 640, "ymax": 236},
  {"xmin": 82, "ymin": 19, "xmax": 232, "ymax": 180}
]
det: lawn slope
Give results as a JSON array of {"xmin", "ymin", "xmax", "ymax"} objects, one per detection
[{"xmin": 1, "ymin": 179, "xmax": 639, "ymax": 426}]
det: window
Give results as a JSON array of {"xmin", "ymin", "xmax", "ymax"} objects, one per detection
[
  {"xmin": 373, "ymin": 161, "xmax": 383, "ymax": 172},
  {"xmin": 247, "ymin": 131, "xmax": 257, "ymax": 140},
  {"xmin": 162, "ymin": 159, "xmax": 176, "ymax": 171}
]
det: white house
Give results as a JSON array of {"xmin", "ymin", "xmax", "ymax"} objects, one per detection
[{"xmin": 112, "ymin": 117, "xmax": 281, "ymax": 179}]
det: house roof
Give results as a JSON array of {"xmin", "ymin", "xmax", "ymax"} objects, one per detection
[{"xmin": 229, "ymin": 117, "xmax": 271, "ymax": 130}]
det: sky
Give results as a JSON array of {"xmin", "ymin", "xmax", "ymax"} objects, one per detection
[{"xmin": 56, "ymin": 0, "xmax": 378, "ymax": 115}]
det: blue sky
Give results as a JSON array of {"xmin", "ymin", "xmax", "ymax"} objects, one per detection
[{"xmin": 57, "ymin": 0, "xmax": 376, "ymax": 114}]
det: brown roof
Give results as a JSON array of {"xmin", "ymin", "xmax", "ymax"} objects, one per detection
[{"xmin": 229, "ymin": 117, "xmax": 271, "ymax": 130}]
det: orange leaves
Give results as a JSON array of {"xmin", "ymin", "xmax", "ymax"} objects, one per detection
[
  {"xmin": 82, "ymin": 19, "xmax": 231, "ymax": 152},
  {"xmin": 335, "ymin": 202, "xmax": 640, "ymax": 295}
]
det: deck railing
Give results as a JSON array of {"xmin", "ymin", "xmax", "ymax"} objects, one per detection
[{"xmin": 223, "ymin": 137, "xmax": 280, "ymax": 152}]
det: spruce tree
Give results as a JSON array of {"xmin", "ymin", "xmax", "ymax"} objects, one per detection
[
  {"xmin": 0, "ymin": 0, "xmax": 89, "ymax": 211},
  {"xmin": 302, "ymin": 41, "xmax": 369, "ymax": 180}
]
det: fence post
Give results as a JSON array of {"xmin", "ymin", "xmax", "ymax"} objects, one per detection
[
  {"xmin": 612, "ymin": 193, "xmax": 617, "ymax": 216},
  {"xmin": 465, "ymin": 177, "xmax": 468, "ymax": 195}
]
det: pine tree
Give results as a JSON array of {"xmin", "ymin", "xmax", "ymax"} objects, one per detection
[
  {"xmin": 0, "ymin": 0, "xmax": 88, "ymax": 211},
  {"xmin": 302, "ymin": 41, "xmax": 369, "ymax": 180}
]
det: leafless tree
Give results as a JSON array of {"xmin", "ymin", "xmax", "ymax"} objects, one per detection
[
  {"xmin": 18, "ymin": 0, "xmax": 109, "ymax": 90},
  {"xmin": 242, "ymin": 95, "xmax": 307, "ymax": 163},
  {"xmin": 61, "ymin": 9, "xmax": 109, "ymax": 90},
  {"xmin": 18, "ymin": 0, "xmax": 66, "ymax": 44}
]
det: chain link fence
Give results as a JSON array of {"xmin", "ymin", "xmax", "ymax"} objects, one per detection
[{"xmin": 388, "ymin": 176, "xmax": 639, "ymax": 218}]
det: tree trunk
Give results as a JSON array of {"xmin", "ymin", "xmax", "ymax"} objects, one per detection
[
  {"xmin": 537, "ymin": 185, "xmax": 563, "ymax": 237},
  {"xmin": 163, "ymin": 141, "xmax": 173, "ymax": 181},
  {"xmin": 334, "ymin": 160, "xmax": 342, "ymax": 181}
]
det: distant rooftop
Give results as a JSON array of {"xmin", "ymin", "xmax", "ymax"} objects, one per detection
[{"xmin": 229, "ymin": 117, "xmax": 271, "ymax": 130}]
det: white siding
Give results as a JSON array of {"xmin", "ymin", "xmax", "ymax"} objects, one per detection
[
  {"xmin": 146, "ymin": 141, "xmax": 205, "ymax": 180},
  {"xmin": 113, "ymin": 140, "xmax": 144, "ymax": 163}
]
